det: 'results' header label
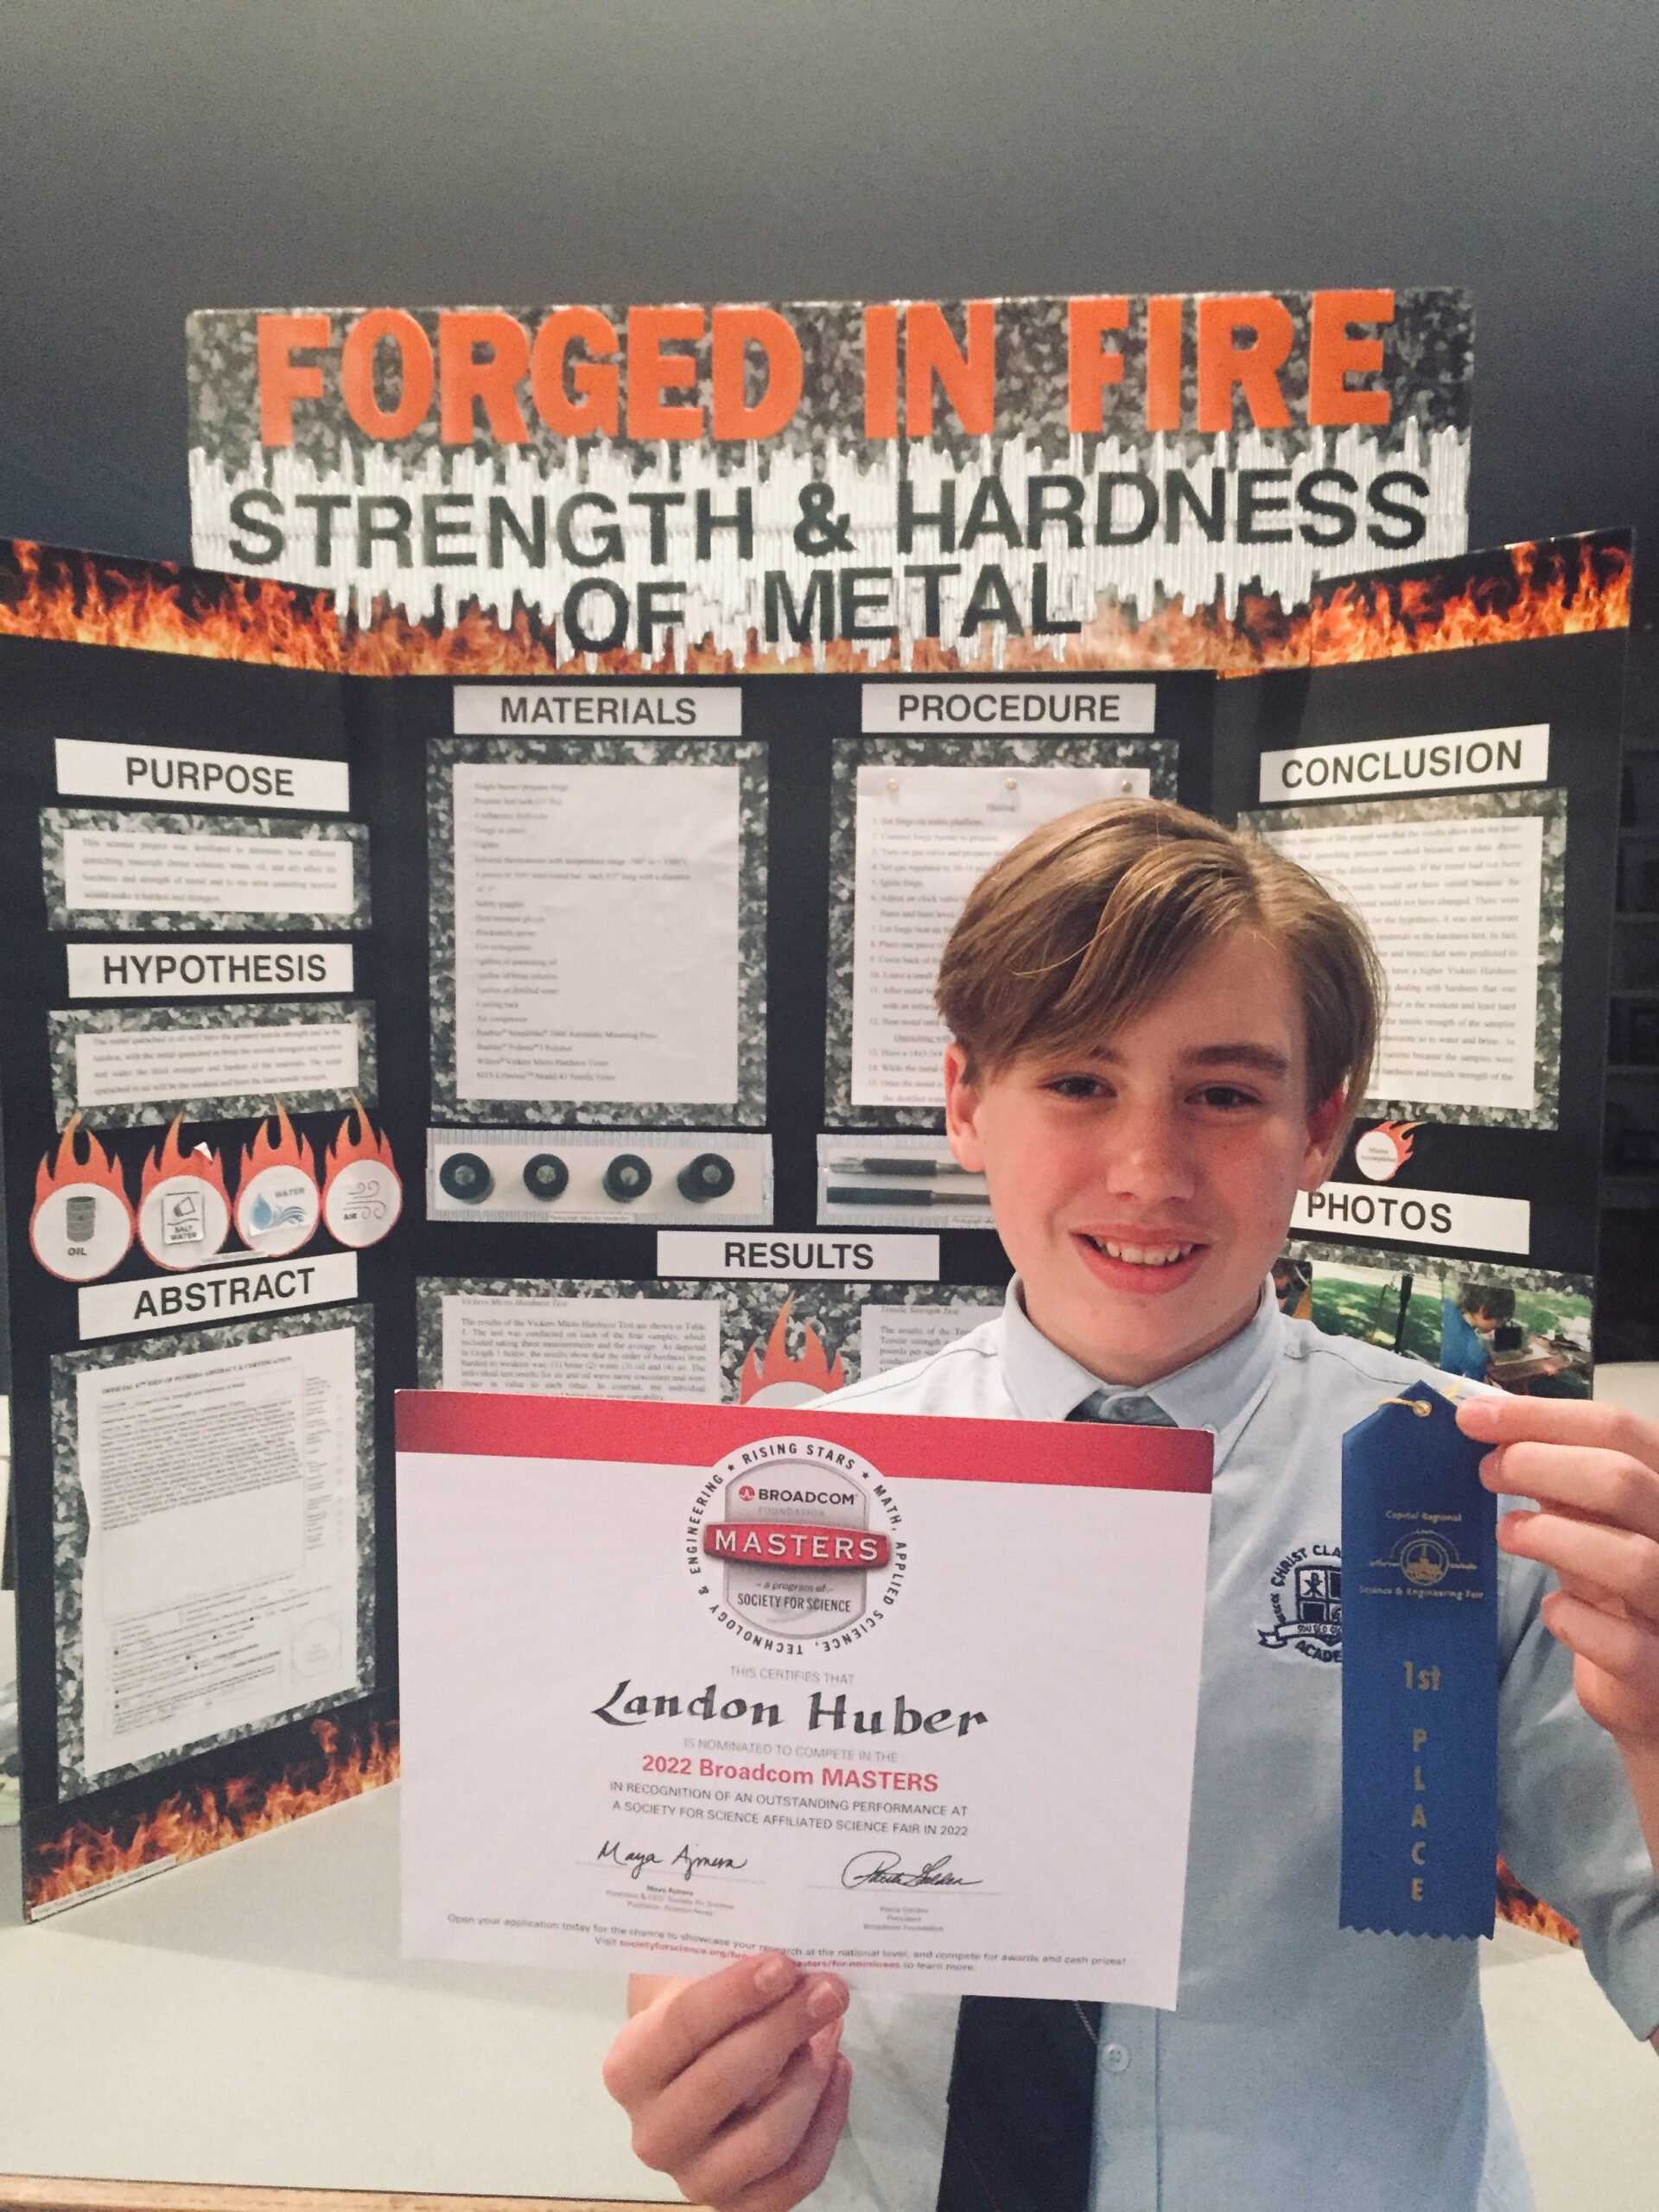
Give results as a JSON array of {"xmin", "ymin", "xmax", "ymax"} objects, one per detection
[{"xmin": 658, "ymin": 1231, "xmax": 940, "ymax": 1281}]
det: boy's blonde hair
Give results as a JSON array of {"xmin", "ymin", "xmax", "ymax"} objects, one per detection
[{"xmin": 936, "ymin": 797, "xmax": 1383, "ymax": 1120}]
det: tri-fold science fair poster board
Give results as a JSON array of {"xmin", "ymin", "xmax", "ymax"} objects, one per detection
[{"xmin": 0, "ymin": 524, "xmax": 1631, "ymax": 1926}]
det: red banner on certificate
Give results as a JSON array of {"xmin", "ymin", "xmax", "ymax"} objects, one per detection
[{"xmin": 397, "ymin": 1392, "xmax": 1212, "ymax": 2005}]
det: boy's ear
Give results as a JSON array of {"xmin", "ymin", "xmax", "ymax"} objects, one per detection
[
  {"xmin": 1298, "ymin": 1083, "xmax": 1350, "ymax": 1192},
  {"xmin": 943, "ymin": 1043, "xmax": 988, "ymax": 1173}
]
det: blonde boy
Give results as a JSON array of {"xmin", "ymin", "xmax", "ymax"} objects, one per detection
[{"xmin": 605, "ymin": 799, "xmax": 1659, "ymax": 2212}]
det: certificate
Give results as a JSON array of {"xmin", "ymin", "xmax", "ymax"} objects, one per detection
[{"xmin": 397, "ymin": 1394, "xmax": 1212, "ymax": 2004}]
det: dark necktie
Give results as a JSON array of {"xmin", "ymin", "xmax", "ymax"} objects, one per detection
[{"xmin": 934, "ymin": 1392, "xmax": 1175, "ymax": 2212}]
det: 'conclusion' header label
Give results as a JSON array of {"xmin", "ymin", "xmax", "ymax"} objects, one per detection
[{"xmin": 1259, "ymin": 724, "xmax": 1548, "ymax": 804}]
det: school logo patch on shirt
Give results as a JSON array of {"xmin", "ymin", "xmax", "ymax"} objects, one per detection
[{"xmin": 1258, "ymin": 1542, "xmax": 1342, "ymax": 1663}]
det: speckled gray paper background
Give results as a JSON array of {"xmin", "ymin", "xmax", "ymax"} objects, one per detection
[
  {"xmin": 51, "ymin": 1304, "xmax": 377, "ymax": 1802},
  {"xmin": 416, "ymin": 1274, "xmax": 1003, "ymax": 1396},
  {"xmin": 1243, "ymin": 789, "xmax": 1566, "ymax": 1131},
  {"xmin": 824, "ymin": 734, "xmax": 1179, "ymax": 1128},
  {"xmin": 41, "ymin": 806, "xmax": 370, "ymax": 933},
  {"xmin": 48, "ymin": 997, "xmax": 378, "ymax": 1128},
  {"xmin": 429, "ymin": 734, "xmax": 767, "ymax": 1127},
  {"xmin": 188, "ymin": 292, "xmax": 1471, "ymax": 478}
]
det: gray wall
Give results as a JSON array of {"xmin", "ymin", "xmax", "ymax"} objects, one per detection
[{"xmin": 2, "ymin": 2, "xmax": 1655, "ymax": 580}]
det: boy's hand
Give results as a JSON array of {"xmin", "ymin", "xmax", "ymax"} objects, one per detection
[
  {"xmin": 602, "ymin": 1952, "xmax": 851, "ymax": 2210},
  {"xmin": 1458, "ymin": 1395, "xmax": 1659, "ymax": 1757}
]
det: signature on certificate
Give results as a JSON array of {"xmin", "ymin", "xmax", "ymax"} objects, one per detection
[
  {"xmin": 841, "ymin": 1849, "xmax": 982, "ymax": 1891},
  {"xmin": 597, "ymin": 1837, "xmax": 750, "ymax": 1885}
]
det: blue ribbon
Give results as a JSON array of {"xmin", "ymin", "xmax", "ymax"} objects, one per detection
[{"xmin": 1340, "ymin": 1379, "xmax": 1498, "ymax": 1939}]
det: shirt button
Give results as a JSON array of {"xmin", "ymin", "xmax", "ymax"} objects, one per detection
[{"xmin": 1103, "ymin": 2042, "xmax": 1130, "ymax": 2073}]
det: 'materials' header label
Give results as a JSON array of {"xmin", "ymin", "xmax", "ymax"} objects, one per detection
[{"xmin": 453, "ymin": 684, "xmax": 741, "ymax": 734}]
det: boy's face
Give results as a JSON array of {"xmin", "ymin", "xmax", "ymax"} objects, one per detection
[{"xmin": 944, "ymin": 931, "xmax": 1347, "ymax": 1386}]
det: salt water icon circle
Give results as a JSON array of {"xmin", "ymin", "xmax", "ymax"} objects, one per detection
[{"xmin": 137, "ymin": 1121, "xmax": 232, "ymax": 1272}]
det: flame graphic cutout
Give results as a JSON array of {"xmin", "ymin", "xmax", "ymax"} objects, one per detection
[
  {"xmin": 1353, "ymin": 1119, "xmax": 1425, "ymax": 1183},
  {"xmin": 139, "ymin": 1116, "xmax": 231, "ymax": 1205},
  {"xmin": 29, "ymin": 1116, "xmax": 137, "ymax": 1281},
  {"xmin": 34, "ymin": 1115, "xmax": 130, "ymax": 1207},
  {"xmin": 319, "ymin": 1098, "xmax": 402, "ymax": 1248},
  {"xmin": 232, "ymin": 1103, "xmax": 322, "ymax": 1252},
  {"xmin": 739, "ymin": 1296, "xmax": 847, "ymax": 1403},
  {"xmin": 235, "ymin": 1102, "xmax": 318, "ymax": 1192},
  {"xmin": 323, "ymin": 1097, "xmax": 397, "ymax": 1179},
  {"xmin": 27, "ymin": 1718, "xmax": 398, "ymax": 1914}
]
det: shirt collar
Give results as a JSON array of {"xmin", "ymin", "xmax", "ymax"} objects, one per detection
[{"xmin": 997, "ymin": 1274, "xmax": 1285, "ymax": 1471}]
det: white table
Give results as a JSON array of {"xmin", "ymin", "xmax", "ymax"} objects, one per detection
[
  {"xmin": 3, "ymin": 1372, "xmax": 1656, "ymax": 2208},
  {"xmin": 0, "ymin": 1785, "xmax": 676, "ymax": 2205}
]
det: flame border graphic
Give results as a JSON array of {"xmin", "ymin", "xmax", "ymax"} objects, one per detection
[{"xmin": 739, "ymin": 1295, "xmax": 847, "ymax": 1401}]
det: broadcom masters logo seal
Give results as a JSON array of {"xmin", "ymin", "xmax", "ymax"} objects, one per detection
[{"xmin": 687, "ymin": 1435, "xmax": 906, "ymax": 1652}]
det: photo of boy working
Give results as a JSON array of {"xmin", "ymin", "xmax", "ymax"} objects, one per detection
[
  {"xmin": 1444, "ymin": 1281, "xmax": 1594, "ymax": 1401},
  {"xmin": 603, "ymin": 798, "xmax": 1659, "ymax": 2212}
]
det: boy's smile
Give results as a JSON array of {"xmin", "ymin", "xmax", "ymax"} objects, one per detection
[{"xmin": 944, "ymin": 931, "xmax": 1348, "ymax": 1386}]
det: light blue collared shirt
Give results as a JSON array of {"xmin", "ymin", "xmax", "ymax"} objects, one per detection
[{"xmin": 813, "ymin": 1281, "xmax": 1659, "ymax": 2212}]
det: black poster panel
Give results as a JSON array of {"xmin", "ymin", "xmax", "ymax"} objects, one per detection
[
  {"xmin": 1216, "ymin": 606, "xmax": 1629, "ymax": 1282},
  {"xmin": 0, "ymin": 549, "xmax": 1630, "ymax": 1918},
  {"xmin": 0, "ymin": 634, "xmax": 405, "ymax": 1916}
]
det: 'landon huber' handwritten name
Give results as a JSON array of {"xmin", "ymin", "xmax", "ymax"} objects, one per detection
[{"xmin": 592, "ymin": 1679, "xmax": 989, "ymax": 1737}]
